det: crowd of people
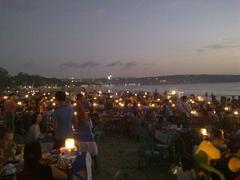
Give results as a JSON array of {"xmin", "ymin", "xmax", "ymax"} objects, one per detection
[{"xmin": 0, "ymin": 87, "xmax": 240, "ymax": 179}]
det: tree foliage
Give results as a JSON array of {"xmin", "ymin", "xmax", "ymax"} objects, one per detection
[
  {"xmin": 0, "ymin": 67, "xmax": 63, "ymax": 89},
  {"xmin": 0, "ymin": 67, "xmax": 11, "ymax": 89}
]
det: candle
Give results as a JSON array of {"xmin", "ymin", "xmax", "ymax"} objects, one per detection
[
  {"xmin": 171, "ymin": 90, "xmax": 176, "ymax": 95},
  {"xmin": 234, "ymin": 111, "xmax": 239, "ymax": 116},
  {"xmin": 224, "ymin": 107, "xmax": 229, "ymax": 111},
  {"xmin": 65, "ymin": 138, "xmax": 75, "ymax": 151},
  {"xmin": 200, "ymin": 128, "xmax": 208, "ymax": 136},
  {"xmin": 191, "ymin": 110, "xmax": 197, "ymax": 115}
]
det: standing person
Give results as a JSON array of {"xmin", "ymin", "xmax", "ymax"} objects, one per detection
[
  {"xmin": 162, "ymin": 99, "xmax": 174, "ymax": 122},
  {"xmin": 74, "ymin": 94, "xmax": 98, "ymax": 156},
  {"xmin": 4, "ymin": 94, "xmax": 16, "ymax": 130},
  {"xmin": 28, "ymin": 113, "xmax": 42, "ymax": 141},
  {"xmin": 53, "ymin": 91, "xmax": 74, "ymax": 149},
  {"xmin": 177, "ymin": 96, "xmax": 192, "ymax": 128}
]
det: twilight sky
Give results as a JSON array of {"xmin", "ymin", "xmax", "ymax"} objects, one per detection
[{"xmin": 1, "ymin": 0, "xmax": 240, "ymax": 78}]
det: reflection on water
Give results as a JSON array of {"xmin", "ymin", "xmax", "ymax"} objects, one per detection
[{"xmin": 101, "ymin": 82, "xmax": 240, "ymax": 96}]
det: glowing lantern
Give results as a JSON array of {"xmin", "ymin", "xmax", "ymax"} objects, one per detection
[
  {"xmin": 198, "ymin": 96, "xmax": 204, "ymax": 101},
  {"xmin": 171, "ymin": 90, "xmax": 176, "ymax": 95},
  {"xmin": 65, "ymin": 138, "xmax": 75, "ymax": 151},
  {"xmin": 17, "ymin": 102, "xmax": 22, "ymax": 106},
  {"xmin": 234, "ymin": 111, "xmax": 239, "ymax": 116},
  {"xmin": 224, "ymin": 107, "xmax": 229, "ymax": 111},
  {"xmin": 119, "ymin": 103, "xmax": 124, "ymax": 107},
  {"xmin": 191, "ymin": 110, "xmax": 197, "ymax": 115},
  {"xmin": 200, "ymin": 128, "xmax": 208, "ymax": 136}
]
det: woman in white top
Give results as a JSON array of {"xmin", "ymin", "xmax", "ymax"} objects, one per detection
[{"xmin": 28, "ymin": 113, "xmax": 42, "ymax": 141}]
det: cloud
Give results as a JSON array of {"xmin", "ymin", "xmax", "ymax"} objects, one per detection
[
  {"xmin": 122, "ymin": 61, "xmax": 138, "ymax": 70},
  {"xmin": 106, "ymin": 61, "xmax": 123, "ymax": 67},
  {"xmin": 197, "ymin": 41, "xmax": 240, "ymax": 54},
  {"xmin": 206, "ymin": 44, "xmax": 240, "ymax": 50},
  {"xmin": 81, "ymin": 61, "xmax": 100, "ymax": 68},
  {"xmin": 106, "ymin": 61, "xmax": 138, "ymax": 69},
  {"xmin": 142, "ymin": 62, "xmax": 155, "ymax": 66},
  {"xmin": 59, "ymin": 61, "xmax": 100, "ymax": 70},
  {"xmin": 222, "ymin": 38, "xmax": 240, "ymax": 43}
]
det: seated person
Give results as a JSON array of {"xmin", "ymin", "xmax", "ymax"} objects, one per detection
[
  {"xmin": 0, "ymin": 127, "xmax": 15, "ymax": 164},
  {"xmin": 17, "ymin": 141, "xmax": 53, "ymax": 180},
  {"xmin": 17, "ymin": 141, "xmax": 66, "ymax": 180},
  {"xmin": 214, "ymin": 137, "xmax": 240, "ymax": 180},
  {"xmin": 175, "ymin": 154, "xmax": 196, "ymax": 180},
  {"xmin": 195, "ymin": 128, "xmax": 224, "ymax": 164},
  {"xmin": 28, "ymin": 113, "xmax": 42, "ymax": 141}
]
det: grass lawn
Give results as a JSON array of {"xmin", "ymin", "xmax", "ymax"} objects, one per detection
[{"xmin": 93, "ymin": 134, "xmax": 175, "ymax": 180}]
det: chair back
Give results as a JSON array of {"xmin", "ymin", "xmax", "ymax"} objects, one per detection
[
  {"xmin": 194, "ymin": 150, "xmax": 225, "ymax": 180},
  {"xmin": 67, "ymin": 152, "xmax": 92, "ymax": 180}
]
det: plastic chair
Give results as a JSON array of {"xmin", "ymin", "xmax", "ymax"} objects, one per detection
[
  {"xmin": 138, "ymin": 128, "xmax": 161, "ymax": 169},
  {"xmin": 194, "ymin": 150, "xmax": 225, "ymax": 180},
  {"xmin": 93, "ymin": 122, "xmax": 105, "ymax": 142},
  {"xmin": 67, "ymin": 152, "xmax": 92, "ymax": 180}
]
